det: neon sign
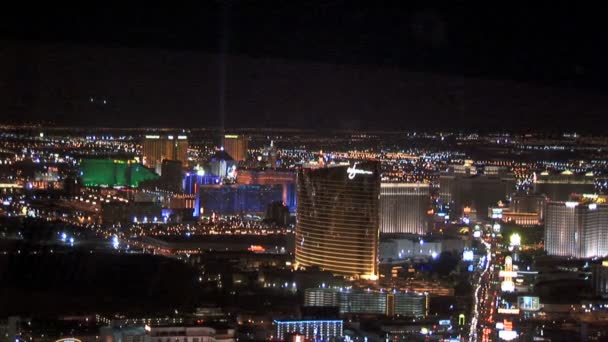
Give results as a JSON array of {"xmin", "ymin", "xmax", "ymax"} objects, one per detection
[{"xmin": 347, "ymin": 163, "xmax": 373, "ymax": 180}]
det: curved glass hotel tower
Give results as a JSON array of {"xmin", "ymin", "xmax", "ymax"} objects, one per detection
[{"xmin": 295, "ymin": 162, "xmax": 380, "ymax": 280}]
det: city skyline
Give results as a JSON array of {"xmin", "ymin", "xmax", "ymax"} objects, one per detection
[{"xmin": 3, "ymin": 3, "xmax": 608, "ymax": 341}]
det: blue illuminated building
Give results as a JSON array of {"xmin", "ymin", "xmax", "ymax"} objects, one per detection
[
  {"xmin": 236, "ymin": 169, "xmax": 297, "ymax": 213},
  {"xmin": 198, "ymin": 184, "xmax": 285, "ymax": 216},
  {"xmin": 183, "ymin": 173, "xmax": 222, "ymax": 194},
  {"xmin": 284, "ymin": 183, "xmax": 297, "ymax": 213},
  {"xmin": 185, "ymin": 173, "xmax": 222, "ymax": 217},
  {"xmin": 274, "ymin": 320, "xmax": 343, "ymax": 341}
]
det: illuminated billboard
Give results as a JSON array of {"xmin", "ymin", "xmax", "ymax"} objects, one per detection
[
  {"xmin": 491, "ymin": 208, "xmax": 503, "ymax": 219},
  {"xmin": 498, "ymin": 330, "xmax": 518, "ymax": 341},
  {"xmin": 517, "ymin": 296, "xmax": 540, "ymax": 311},
  {"xmin": 497, "ymin": 308, "xmax": 519, "ymax": 314},
  {"xmin": 463, "ymin": 250, "xmax": 474, "ymax": 261}
]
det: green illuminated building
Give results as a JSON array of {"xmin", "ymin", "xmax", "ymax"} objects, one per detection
[{"xmin": 80, "ymin": 159, "xmax": 159, "ymax": 188}]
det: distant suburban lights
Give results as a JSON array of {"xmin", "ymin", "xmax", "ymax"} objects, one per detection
[
  {"xmin": 145, "ymin": 135, "xmax": 160, "ymax": 139},
  {"xmin": 224, "ymin": 134, "xmax": 239, "ymax": 138},
  {"xmin": 178, "ymin": 135, "xmax": 187, "ymax": 140},
  {"xmin": 168, "ymin": 135, "xmax": 174, "ymax": 140}
]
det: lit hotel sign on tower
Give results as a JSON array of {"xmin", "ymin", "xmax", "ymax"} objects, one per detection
[{"xmin": 347, "ymin": 163, "xmax": 373, "ymax": 180}]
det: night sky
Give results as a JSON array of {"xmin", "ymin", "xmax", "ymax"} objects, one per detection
[{"xmin": 1, "ymin": 2, "xmax": 607, "ymax": 131}]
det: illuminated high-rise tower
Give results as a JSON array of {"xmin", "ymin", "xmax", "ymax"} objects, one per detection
[
  {"xmin": 545, "ymin": 196, "xmax": 608, "ymax": 258},
  {"xmin": 141, "ymin": 134, "xmax": 188, "ymax": 172},
  {"xmin": 222, "ymin": 134, "xmax": 248, "ymax": 162},
  {"xmin": 380, "ymin": 183, "xmax": 429, "ymax": 235},
  {"xmin": 439, "ymin": 162, "xmax": 515, "ymax": 220},
  {"xmin": 295, "ymin": 162, "xmax": 380, "ymax": 280}
]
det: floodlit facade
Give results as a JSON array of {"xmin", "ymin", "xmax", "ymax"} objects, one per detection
[
  {"xmin": 198, "ymin": 184, "xmax": 284, "ymax": 216},
  {"xmin": 237, "ymin": 169, "xmax": 297, "ymax": 212},
  {"xmin": 545, "ymin": 197, "xmax": 608, "ymax": 258},
  {"xmin": 222, "ymin": 134, "xmax": 248, "ymax": 162},
  {"xmin": 303, "ymin": 288, "xmax": 340, "ymax": 307},
  {"xmin": 380, "ymin": 183, "xmax": 429, "ymax": 234},
  {"xmin": 80, "ymin": 159, "xmax": 159, "ymax": 188},
  {"xmin": 274, "ymin": 320, "xmax": 343, "ymax": 341},
  {"xmin": 303, "ymin": 288, "xmax": 428, "ymax": 317},
  {"xmin": 295, "ymin": 162, "xmax": 380, "ymax": 279},
  {"xmin": 142, "ymin": 134, "xmax": 188, "ymax": 171}
]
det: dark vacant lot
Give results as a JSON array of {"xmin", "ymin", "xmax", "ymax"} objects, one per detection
[{"xmin": 0, "ymin": 250, "xmax": 202, "ymax": 316}]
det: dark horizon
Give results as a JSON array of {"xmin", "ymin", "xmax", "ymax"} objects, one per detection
[
  {"xmin": 2, "ymin": 41, "xmax": 608, "ymax": 133},
  {"xmin": 1, "ymin": 3, "xmax": 608, "ymax": 132}
]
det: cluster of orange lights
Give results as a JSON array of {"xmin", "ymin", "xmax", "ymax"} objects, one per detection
[{"xmin": 247, "ymin": 245, "xmax": 266, "ymax": 253}]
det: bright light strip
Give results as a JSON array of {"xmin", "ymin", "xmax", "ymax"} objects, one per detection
[
  {"xmin": 498, "ymin": 330, "xmax": 518, "ymax": 341},
  {"xmin": 499, "ymin": 271, "xmax": 518, "ymax": 278},
  {"xmin": 565, "ymin": 201, "xmax": 579, "ymax": 208},
  {"xmin": 501, "ymin": 280, "xmax": 515, "ymax": 292},
  {"xmin": 497, "ymin": 308, "xmax": 519, "ymax": 314}
]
